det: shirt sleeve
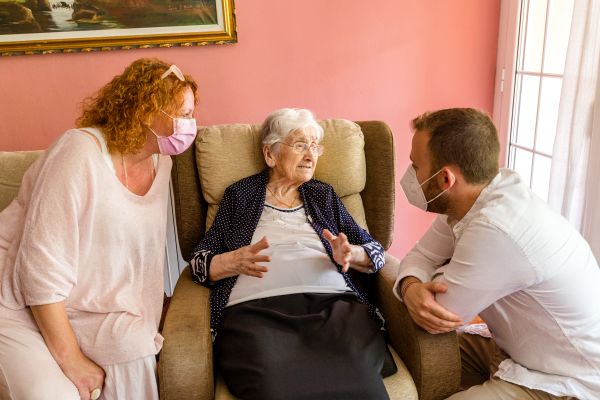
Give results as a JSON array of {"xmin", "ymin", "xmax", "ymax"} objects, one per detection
[
  {"xmin": 331, "ymin": 189, "xmax": 385, "ymax": 272},
  {"xmin": 433, "ymin": 219, "xmax": 538, "ymax": 324},
  {"xmin": 393, "ymin": 215, "xmax": 455, "ymax": 300},
  {"xmin": 189, "ymin": 186, "xmax": 235, "ymax": 286},
  {"xmin": 15, "ymin": 133, "xmax": 93, "ymax": 306}
]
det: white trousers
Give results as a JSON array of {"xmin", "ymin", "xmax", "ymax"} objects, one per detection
[{"xmin": 0, "ymin": 317, "xmax": 159, "ymax": 400}]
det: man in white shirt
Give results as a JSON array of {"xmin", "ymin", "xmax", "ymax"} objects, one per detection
[{"xmin": 394, "ymin": 108, "xmax": 600, "ymax": 400}]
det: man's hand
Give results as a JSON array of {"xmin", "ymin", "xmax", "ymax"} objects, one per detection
[{"xmin": 401, "ymin": 277, "xmax": 463, "ymax": 334}]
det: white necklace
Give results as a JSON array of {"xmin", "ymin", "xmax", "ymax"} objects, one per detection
[
  {"xmin": 121, "ymin": 154, "xmax": 155, "ymax": 190},
  {"xmin": 121, "ymin": 154, "xmax": 129, "ymax": 189}
]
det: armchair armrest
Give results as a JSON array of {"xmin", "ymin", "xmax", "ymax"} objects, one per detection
[
  {"xmin": 376, "ymin": 255, "xmax": 461, "ymax": 400},
  {"xmin": 159, "ymin": 266, "xmax": 214, "ymax": 400}
]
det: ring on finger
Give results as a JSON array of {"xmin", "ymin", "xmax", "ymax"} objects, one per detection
[{"xmin": 91, "ymin": 388, "xmax": 102, "ymax": 400}]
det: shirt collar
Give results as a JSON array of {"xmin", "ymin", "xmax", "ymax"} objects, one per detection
[{"xmin": 450, "ymin": 171, "xmax": 503, "ymax": 236}]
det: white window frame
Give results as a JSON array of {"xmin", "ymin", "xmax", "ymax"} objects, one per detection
[
  {"xmin": 493, "ymin": 0, "xmax": 521, "ymax": 168},
  {"xmin": 163, "ymin": 180, "xmax": 188, "ymax": 296},
  {"xmin": 493, "ymin": 0, "xmax": 572, "ymax": 203}
]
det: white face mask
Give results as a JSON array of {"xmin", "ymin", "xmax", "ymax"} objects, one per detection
[{"xmin": 400, "ymin": 165, "xmax": 450, "ymax": 211}]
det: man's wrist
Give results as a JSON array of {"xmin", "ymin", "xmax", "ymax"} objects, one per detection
[{"xmin": 400, "ymin": 277, "xmax": 421, "ymax": 301}]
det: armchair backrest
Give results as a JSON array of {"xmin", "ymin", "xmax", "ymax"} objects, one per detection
[
  {"xmin": 0, "ymin": 151, "xmax": 42, "ymax": 212},
  {"xmin": 171, "ymin": 119, "xmax": 395, "ymax": 261}
]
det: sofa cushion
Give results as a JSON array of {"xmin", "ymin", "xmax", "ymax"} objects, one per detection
[
  {"xmin": 0, "ymin": 151, "xmax": 42, "ymax": 212},
  {"xmin": 196, "ymin": 119, "xmax": 368, "ymax": 231}
]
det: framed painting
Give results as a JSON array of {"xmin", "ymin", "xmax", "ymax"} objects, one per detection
[{"xmin": 0, "ymin": 0, "xmax": 236, "ymax": 56}]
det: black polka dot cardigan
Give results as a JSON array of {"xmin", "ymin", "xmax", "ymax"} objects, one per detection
[{"xmin": 190, "ymin": 170, "xmax": 386, "ymax": 340}]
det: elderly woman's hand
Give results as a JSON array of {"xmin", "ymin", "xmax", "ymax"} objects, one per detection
[
  {"xmin": 209, "ymin": 236, "xmax": 271, "ymax": 281},
  {"xmin": 323, "ymin": 229, "xmax": 353, "ymax": 272},
  {"xmin": 323, "ymin": 229, "xmax": 375, "ymax": 273}
]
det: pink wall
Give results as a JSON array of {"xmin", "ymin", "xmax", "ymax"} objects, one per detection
[{"xmin": 0, "ymin": 0, "xmax": 500, "ymax": 257}]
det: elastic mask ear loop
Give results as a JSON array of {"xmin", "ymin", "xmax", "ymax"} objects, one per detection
[
  {"xmin": 420, "ymin": 168, "xmax": 443, "ymax": 188},
  {"xmin": 424, "ymin": 170, "xmax": 454, "ymax": 205}
]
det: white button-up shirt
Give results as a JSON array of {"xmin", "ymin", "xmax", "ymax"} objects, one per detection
[{"xmin": 394, "ymin": 169, "xmax": 600, "ymax": 399}]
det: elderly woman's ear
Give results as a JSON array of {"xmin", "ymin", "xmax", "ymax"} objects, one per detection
[{"xmin": 263, "ymin": 144, "xmax": 276, "ymax": 167}]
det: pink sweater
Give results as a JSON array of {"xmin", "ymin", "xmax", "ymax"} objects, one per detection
[{"xmin": 0, "ymin": 129, "xmax": 172, "ymax": 365}]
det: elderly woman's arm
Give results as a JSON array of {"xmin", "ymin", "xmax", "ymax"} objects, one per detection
[
  {"xmin": 328, "ymin": 188, "xmax": 386, "ymax": 272},
  {"xmin": 189, "ymin": 187, "xmax": 235, "ymax": 285},
  {"xmin": 323, "ymin": 229, "xmax": 375, "ymax": 273},
  {"xmin": 190, "ymin": 186, "xmax": 271, "ymax": 284},
  {"xmin": 208, "ymin": 237, "xmax": 271, "ymax": 281}
]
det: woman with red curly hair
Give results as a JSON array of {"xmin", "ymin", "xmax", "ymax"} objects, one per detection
[{"xmin": 0, "ymin": 58, "xmax": 198, "ymax": 400}]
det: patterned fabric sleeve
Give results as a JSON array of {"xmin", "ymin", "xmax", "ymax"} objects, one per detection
[
  {"xmin": 189, "ymin": 187, "xmax": 235, "ymax": 287},
  {"xmin": 331, "ymin": 189, "xmax": 385, "ymax": 272}
]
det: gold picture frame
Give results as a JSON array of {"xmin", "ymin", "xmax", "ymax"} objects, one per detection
[{"xmin": 0, "ymin": 0, "xmax": 236, "ymax": 56}]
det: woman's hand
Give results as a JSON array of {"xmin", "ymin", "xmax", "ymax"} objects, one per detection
[
  {"xmin": 30, "ymin": 302, "xmax": 105, "ymax": 400},
  {"xmin": 59, "ymin": 352, "xmax": 105, "ymax": 400},
  {"xmin": 323, "ymin": 229, "xmax": 353, "ymax": 272},
  {"xmin": 209, "ymin": 236, "xmax": 271, "ymax": 281}
]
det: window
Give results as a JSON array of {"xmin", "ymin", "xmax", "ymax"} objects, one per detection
[
  {"xmin": 164, "ymin": 181, "xmax": 188, "ymax": 296},
  {"xmin": 494, "ymin": 0, "xmax": 574, "ymax": 202}
]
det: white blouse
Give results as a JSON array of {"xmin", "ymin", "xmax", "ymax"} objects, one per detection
[
  {"xmin": 0, "ymin": 129, "xmax": 171, "ymax": 365},
  {"xmin": 227, "ymin": 203, "xmax": 350, "ymax": 307}
]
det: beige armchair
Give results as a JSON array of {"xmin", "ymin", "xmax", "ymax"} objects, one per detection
[
  {"xmin": 0, "ymin": 150, "xmax": 41, "ymax": 211},
  {"xmin": 158, "ymin": 120, "xmax": 460, "ymax": 400}
]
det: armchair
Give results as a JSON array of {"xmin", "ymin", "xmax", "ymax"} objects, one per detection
[{"xmin": 158, "ymin": 120, "xmax": 460, "ymax": 400}]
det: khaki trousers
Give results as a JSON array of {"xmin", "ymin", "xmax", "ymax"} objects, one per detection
[{"xmin": 446, "ymin": 333, "xmax": 576, "ymax": 400}]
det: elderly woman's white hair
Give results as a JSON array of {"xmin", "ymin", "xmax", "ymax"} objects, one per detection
[{"xmin": 261, "ymin": 108, "xmax": 324, "ymax": 149}]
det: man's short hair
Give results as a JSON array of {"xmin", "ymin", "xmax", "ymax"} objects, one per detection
[{"xmin": 411, "ymin": 108, "xmax": 500, "ymax": 184}]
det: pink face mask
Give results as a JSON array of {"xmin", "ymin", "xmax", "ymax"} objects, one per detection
[{"xmin": 151, "ymin": 110, "xmax": 197, "ymax": 155}]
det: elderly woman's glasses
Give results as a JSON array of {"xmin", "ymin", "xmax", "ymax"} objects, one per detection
[
  {"xmin": 278, "ymin": 142, "xmax": 324, "ymax": 156},
  {"xmin": 161, "ymin": 64, "xmax": 185, "ymax": 81}
]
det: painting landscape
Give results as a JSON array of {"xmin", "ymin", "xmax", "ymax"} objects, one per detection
[
  {"xmin": 0, "ymin": 0, "xmax": 235, "ymax": 55},
  {"xmin": 0, "ymin": 0, "xmax": 218, "ymax": 35}
]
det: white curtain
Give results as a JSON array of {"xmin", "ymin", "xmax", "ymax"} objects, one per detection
[{"xmin": 548, "ymin": 0, "xmax": 600, "ymax": 259}]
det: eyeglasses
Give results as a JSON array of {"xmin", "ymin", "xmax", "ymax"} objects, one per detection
[
  {"xmin": 161, "ymin": 64, "xmax": 185, "ymax": 81},
  {"xmin": 277, "ymin": 141, "xmax": 324, "ymax": 156},
  {"xmin": 160, "ymin": 109, "xmax": 195, "ymax": 120}
]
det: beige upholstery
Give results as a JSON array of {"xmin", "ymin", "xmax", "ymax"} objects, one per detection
[
  {"xmin": 197, "ymin": 119, "xmax": 368, "ymax": 231},
  {"xmin": 0, "ymin": 151, "xmax": 41, "ymax": 212},
  {"xmin": 159, "ymin": 120, "xmax": 461, "ymax": 400}
]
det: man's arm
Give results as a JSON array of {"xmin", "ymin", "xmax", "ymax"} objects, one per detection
[
  {"xmin": 394, "ymin": 215, "xmax": 456, "ymax": 288},
  {"xmin": 398, "ymin": 276, "xmax": 464, "ymax": 334},
  {"xmin": 432, "ymin": 220, "xmax": 537, "ymax": 324},
  {"xmin": 393, "ymin": 215, "xmax": 463, "ymax": 333}
]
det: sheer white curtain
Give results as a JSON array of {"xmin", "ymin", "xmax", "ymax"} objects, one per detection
[{"xmin": 548, "ymin": 0, "xmax": 600, "ymax": 259}]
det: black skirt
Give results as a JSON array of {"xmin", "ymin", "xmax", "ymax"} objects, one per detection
[{"xmin": 215, "ymin": 292, "xmax": 391, "ymax": 400}]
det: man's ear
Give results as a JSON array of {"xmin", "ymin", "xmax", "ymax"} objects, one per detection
[{"xmin": 440, "ymin": 167, "xmax": 457, "ymax": 189}]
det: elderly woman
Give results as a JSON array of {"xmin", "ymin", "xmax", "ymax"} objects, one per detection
[
  {"xmin": 190, "ymin": 108, "xmax": 393, "ymax": 400},
  {"xmin": 0, "ymin": 58, "xmax": 197, "ymax": 400}
]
